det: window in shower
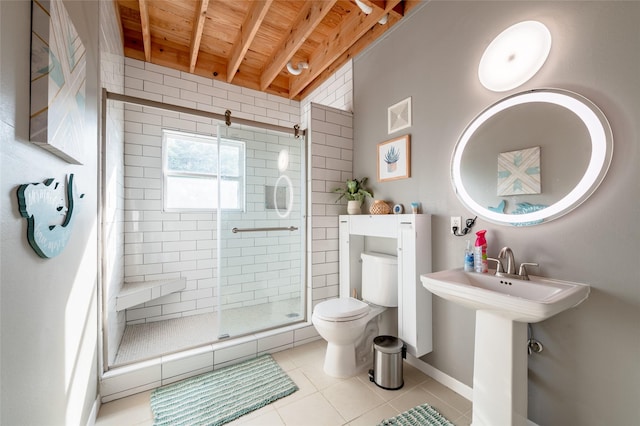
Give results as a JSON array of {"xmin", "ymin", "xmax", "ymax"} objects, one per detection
[{"xmin": 162, "ymin": 129, "xmax": 245, "ymax": 211}]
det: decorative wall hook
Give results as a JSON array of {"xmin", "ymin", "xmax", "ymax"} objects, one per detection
[{"xmin": 17, "ymin": 174, "xmax": 84, "ymax": 258}]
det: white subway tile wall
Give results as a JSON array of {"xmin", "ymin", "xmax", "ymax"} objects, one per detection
[
  {"xmin": 302, "ymin": 62, "xmax": 354, "ymax": 309},
  {"xmin": 300, "ymin": 61, "xmax": 354, "ymax": 116},
  {"xmin": 307, "ymin": 103, "xmax": 353, "ymax": 308}
]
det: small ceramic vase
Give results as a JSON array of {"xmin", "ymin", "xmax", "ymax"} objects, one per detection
[{"xmin": 347, "ymin": 200, "xmax": 363, "ymax": 215}]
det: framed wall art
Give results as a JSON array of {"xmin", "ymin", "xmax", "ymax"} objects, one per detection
[
  {"xmin": 387, "ymin": 97, "xmax": 412, "ymax": 134},
  {"xmin": 30, "ymin": 0, "xmax": 86, "ymax": 164},
  {"xmin": 377, "ymin": 135, "xmax": 411, "ymax": 182}
]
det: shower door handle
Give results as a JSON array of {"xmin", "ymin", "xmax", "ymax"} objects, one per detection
[{"xmin": 231, "ymin": 226, "xmax": 298, "ymax": 233}]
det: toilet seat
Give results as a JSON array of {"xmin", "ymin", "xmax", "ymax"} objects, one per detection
[{"xmin": 314, "ymin": 298, "xmax": 370, "ymax": 322}]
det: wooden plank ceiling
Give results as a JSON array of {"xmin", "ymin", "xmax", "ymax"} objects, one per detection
[{"xmin": 116, "ymin": 0, "xmax": 419, "ymax": 100}]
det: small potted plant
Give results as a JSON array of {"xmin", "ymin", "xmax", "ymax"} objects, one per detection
[{"xmin": 333, "ymin": 177, "xmax": 373, "ymax": 214}]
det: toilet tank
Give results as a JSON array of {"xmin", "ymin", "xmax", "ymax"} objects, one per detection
[{"xmin": 361, "ymin": 252, "xmax": 398, "ymax": 307}]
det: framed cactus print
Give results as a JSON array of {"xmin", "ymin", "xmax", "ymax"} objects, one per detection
[{"xmin": 377, "ymin": 135, "xmax": 410, "ymax": 182}]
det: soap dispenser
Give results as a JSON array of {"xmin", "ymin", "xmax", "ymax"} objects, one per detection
[{"xmin": 464, "ymin": 240, "xmax": 474, "ymax": 272}]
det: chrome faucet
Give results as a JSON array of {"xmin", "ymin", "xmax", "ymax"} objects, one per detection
[
  {"xmin": 488, "ymin": 247, "xmax": 539, "ymax": 280},
  {"xmin": 498, "ymin": 247, "xmax": 516, "ymax": 275},
  {"xmin": 518, "ymin": 263, "xmax": 539, "ymax": 280}
]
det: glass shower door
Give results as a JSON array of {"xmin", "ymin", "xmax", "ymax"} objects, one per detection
[{"xmin": 216, "ymin": 124, "xmax": 306, "ymax": 339}]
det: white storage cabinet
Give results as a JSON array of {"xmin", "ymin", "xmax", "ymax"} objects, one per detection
[{"xmin": 338, "ymin": 214, "xmax": 432, "ymax": 357}]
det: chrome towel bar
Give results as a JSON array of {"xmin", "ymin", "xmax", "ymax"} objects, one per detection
[{"xmin": 231, "ymin": 226, "xmax": 298, "ymax": 233}]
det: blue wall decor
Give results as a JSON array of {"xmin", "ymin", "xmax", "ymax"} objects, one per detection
[
  {"xmin": 17, "ymin": 174, "xmax": 84, "ymax": 258},
  {"xmin": 510, "ymin": 202, "xmax": 547, "ymax": 227},
  {"xmin": 488, "ymin": 200, "xmax": 507, "ymax": 213}
]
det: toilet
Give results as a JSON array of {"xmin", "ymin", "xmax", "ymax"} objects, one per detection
[{"xmin": 312, "ymin": 252, "xmax": 398, "ymax": 378}]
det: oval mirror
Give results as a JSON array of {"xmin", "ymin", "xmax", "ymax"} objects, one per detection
[{"xmin": 451, "ymin": 88, "xmax": 613, "ymax": 226}]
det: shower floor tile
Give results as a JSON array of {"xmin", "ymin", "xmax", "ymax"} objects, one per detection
[{"xmin": 114, "ymin": 298, "xmax": 303, "ymax": 366}]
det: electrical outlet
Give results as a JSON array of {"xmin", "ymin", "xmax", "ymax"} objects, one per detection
[{"xmin": 450, "ymin": 216, "xmax": 462, "ymax": 234}]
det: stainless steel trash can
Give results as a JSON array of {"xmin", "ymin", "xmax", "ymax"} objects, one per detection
[{"xmin": 368, "ymin": 335, "xmax": 406, "ymax": 390}]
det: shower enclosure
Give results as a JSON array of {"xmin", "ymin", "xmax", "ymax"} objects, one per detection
[{"xmin": 102, "ymin": 93, "xmax": 306, "ymax": 369}]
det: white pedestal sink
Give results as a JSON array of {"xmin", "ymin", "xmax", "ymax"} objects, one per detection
[{"xmin": 421, "ymin": 268, "xmax": 590, "ymax": 426}]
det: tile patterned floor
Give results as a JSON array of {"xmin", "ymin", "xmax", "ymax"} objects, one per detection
[{"xmin": 97, "ymin": 339, "xmax": 472, "ymax": 425}]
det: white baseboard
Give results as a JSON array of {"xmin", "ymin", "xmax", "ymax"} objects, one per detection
[
  {"xmin": 405, "ymin": 353, "xmax": 473, "ymax": 401},
  {"xmin": 86, "ymin": 396, "xmax": 100, "ymax": 426},
  {"xmin": 405, "ymin": 354, "xmax": 540, "ymax": 426}
]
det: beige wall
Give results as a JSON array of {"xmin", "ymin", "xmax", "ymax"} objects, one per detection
[
  {"xmin": 353, "ymin": 2, "xmax": 640, "ymax": 424},
  {"xmin": 1, "ymin": 1, "xmax": 101, "ymax": 423}
]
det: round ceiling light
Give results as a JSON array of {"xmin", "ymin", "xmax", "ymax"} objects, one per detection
[{"xmin": 478, "ymin": 21, "xmax": 552, "ymax": 92}]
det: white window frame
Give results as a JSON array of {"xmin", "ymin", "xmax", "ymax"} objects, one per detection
[{"xmin": 162, "ymin": 129, "xmax": 245, "ymax": 212}]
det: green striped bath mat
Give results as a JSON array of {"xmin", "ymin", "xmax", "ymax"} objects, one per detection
[
  {"xmin": 378, "ymin": 403, "xmax": 454, "ymax": 426},
  {"xmin": 150, "ymin": 354, "xmax": 298, "ymax": 426}
]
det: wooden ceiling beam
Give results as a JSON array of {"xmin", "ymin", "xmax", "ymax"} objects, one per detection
[
  {"xmin": 288, "ymin": 0, "xmax": 402, "ymax": 98},
  {"xmin": 260, "ymin": 0, "xmax": 338, "ymax": 92},
  {"xmin": 296, "ymin": 11, "xmax": 402, "ymax": 100},
  {"xmin": 387, "ymin": 1, "xmax": 405, "ymax": 19},
  {"xmin": 189, "ymin": 0, "xmax": 210, "ymax": 73},
  {"xmin": 227, "ymin": 0, "xmax": 274, "ymax": 83},
  {"xmin": 138, "ymin": 0, "xmax": 151, "ymax": 62}
]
